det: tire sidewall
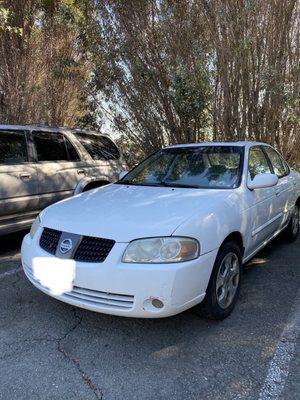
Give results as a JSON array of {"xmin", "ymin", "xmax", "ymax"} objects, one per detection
[
  {"xmin": 292, "ymin": 205, "xmax": 299, "ymax": 237},
  {"xmin": 286, "ymin": 204, "xmax": 299, "ymax": 242}
]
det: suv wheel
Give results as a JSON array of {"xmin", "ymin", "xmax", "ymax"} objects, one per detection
[
  {"xmin": 284, "ymin": 204, "xmax": 299, "ymax": 242},
  {"xmin": 195, "ymin": 241, "xmax": 242, "ymax": 320}
]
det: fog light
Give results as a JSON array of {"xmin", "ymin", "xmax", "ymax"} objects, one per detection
[{"xmin": 152, "ymin": 298, "xmax": 164, "ymax": 309}]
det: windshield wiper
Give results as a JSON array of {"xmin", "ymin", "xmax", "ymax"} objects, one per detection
[
  {"xmin": 160, "ymin": 181, "xmax": 199, "ymax": 189},
  {"xmin": 115, "ymin": 181, "xmax": 162, "ymax": 187},
  {"xmin": 116, "ymin": 180, "xmax": 134, "ymax": 185},
  {"xmin": 115, "ymin": 180, "xmax": 198, "ymax": 189}
]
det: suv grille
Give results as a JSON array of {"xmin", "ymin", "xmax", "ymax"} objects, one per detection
[
  {"xmin": 39, "ymin": 228, "xmax": 115, "ymax": 262},
  {"xmin": 40, "ymin": 228, "xmax": 61, "ymax": 255}
]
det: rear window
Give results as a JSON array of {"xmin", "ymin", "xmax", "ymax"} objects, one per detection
[
  {"xmin": 32, "ymin": 131, "xmax": 80, "ymax": 162},
  {"xmin": 0, "ymin": 130, "xmax": 28, "ymax": 164},
  {"xmin": 75, "ymin": 132, "xmax": 120, "ymax": 161}
]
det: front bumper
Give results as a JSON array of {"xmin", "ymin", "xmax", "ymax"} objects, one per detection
[{"xmin": 21, "ymin": 231, "xmax": 218, "ymax": 318}]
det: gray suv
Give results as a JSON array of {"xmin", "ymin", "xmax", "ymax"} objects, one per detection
[{"xmin": 0, "ymin": 124, "xmax": 125, "ymax": 235}]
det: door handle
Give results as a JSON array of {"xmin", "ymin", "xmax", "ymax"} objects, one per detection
[
  {"xmin": 77, "ymin": 169, "xmax": 85, "ymax": 175},
  {"xmin": 275, "ymin": 188, "xmax": 281, "ymax": 196},
  {"xmin": 19, "ymin": 173, "xmax": 31, "ymax": 180}
]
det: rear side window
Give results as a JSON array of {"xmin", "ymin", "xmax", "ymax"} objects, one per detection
[
  {"xmin": 264, "ymin": 147, "xmax": 288, "ymax": 178},
  {"xmin": 32, "ymin": 131, "xmax": 80, "ymax": 162},
  {"xmin": 75, "ymin": 132, "xmax": 120, "ymax": 161},
  {"xmin": 248, "ymin": 146, "xmax": 271, "ymax": 180},
  {"xmin": 65, "ymin": 137, "xmax": 80, "ymax": 161},
  {"xmin": 0, "ymin": 130, "xmax": 28, "ymax": 164}
]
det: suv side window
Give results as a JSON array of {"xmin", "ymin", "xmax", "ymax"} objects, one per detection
[
  {"xmin": 248, "ymin": 146, "xmax": 272, "ymax": 180},
  {"xmin": 32, "ymin": 131, "xmax": 79, "ymax": 162},
  {"xmin": 0, "ymin": 130, "xmax": 28, "ymax": 164},
  {"xmin": 264, "ymin": 147, "xmax": 288, "ymax": 178},
  {"xmin": 75, "ymin": 132, "xmax": 120, "ymax": 161},
  {"xmin": 65, "ymin": 136, "xmax": 80, "ymax": 161}
]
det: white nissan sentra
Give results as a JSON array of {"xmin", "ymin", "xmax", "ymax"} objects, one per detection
[{"xmin": 21, "ymin": 142, "xmax": 300, "ymax": 320}]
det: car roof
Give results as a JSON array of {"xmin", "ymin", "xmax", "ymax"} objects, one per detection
[
  {"xmin": 165, "ymin": 141, "xmax": 269, "ymax": 149},
  {"xmin": 0, "ymin": 124, "xmax": 106, "ymax": 137}
]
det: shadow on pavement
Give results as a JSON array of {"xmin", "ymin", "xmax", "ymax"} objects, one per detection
[{"xmin": 0, "ymin": 230, "xmax": 28, "ymax": 257}]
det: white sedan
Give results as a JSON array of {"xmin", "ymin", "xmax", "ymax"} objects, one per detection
[{"xmin": 21, "ymin": 142, "xmax": 300, "ymax": 320}]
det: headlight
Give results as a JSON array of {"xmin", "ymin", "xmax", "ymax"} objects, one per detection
[
  {"xmin": 122, "ymin": 237, "xmax": 199, "ymax": 263},
  {"xmin": 30, "ymin": 215, "xmax": 41, "ymax": 239}
]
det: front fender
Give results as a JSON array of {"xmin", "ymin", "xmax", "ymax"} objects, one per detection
[
  {"xmin": 74, "ymin": 177, "xmax": 110, "ymax": 195},
  {"xmin": 172, "ymin": 189, "xmax": 247, "ymax": 255}
]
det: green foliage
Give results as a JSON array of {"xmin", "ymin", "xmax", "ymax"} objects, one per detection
[{"xmin": 171, "ymin": 58, "xmax": 210, "ymax": 126}]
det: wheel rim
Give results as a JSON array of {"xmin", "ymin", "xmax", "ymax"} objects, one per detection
[
  {"xmin": 292, "ymin": 205, "xmax": 299, "ymax": 236},
  {"xmin": 216, "ymin": 252, "xmax": 240, "ymax": 309}
]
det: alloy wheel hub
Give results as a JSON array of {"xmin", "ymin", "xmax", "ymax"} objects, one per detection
[{"xmin": 216, "ymin": 252, "xmax": 240, "ymax": 309}]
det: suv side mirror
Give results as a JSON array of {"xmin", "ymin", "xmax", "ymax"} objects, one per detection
[
  {"xmin": 248, "ymin": 173, "xmax": 279, "ymax": 190},
  {"xmin": 119, "ymin": 171, "xmax": 128, "ymax": 180}
]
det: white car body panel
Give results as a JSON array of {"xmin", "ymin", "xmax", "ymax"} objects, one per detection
[
  {"xmin": 41, "ymin": 183, "xmax": 242, "ymax": 246},
  {"xmin": 21, "ymin": 141, "xmax": 300, "ymax": 318}
]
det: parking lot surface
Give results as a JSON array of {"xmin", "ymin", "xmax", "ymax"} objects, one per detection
[{"xmin": 0, "ymin": 232, "xmax": 299, "ymax": 400}]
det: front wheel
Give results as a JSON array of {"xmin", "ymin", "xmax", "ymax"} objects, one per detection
[
  {"xmin": 284, "ymin": 204, "xmax": 299, "ymax": 242},
  {"xmin": 195, "ymin": 241, "xmax": 242, "ymax": 320}
]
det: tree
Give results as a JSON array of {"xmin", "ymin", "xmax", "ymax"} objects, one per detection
[
  {"xmin": 0, "ymin": 0, "xmax": 89, "ymax": 126},
  {"xmin": 85, "ymin": 0, "xmax": 211, "ymax": 160},
  {"xmin": 85, "ymin": 0, "xmax": 299, "ymax": 166},
  {"xmin": 0, "ymin": 0, "xmax": 299, "ymax": 168},
  {"xmin": 201, "ymin": 0, "xmax": 299, "ymax": 166}
]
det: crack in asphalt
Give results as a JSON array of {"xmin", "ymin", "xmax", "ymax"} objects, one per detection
[
  {"xmin": 57, "ymin": 308, "xmax": 103, "ymax": 400},
  {"xmin": 1, "ymin": 269, "xmax": 103, "ymax": 400},
  {"xmin": 11, "ymin": 271, "xmax": 22, "ymax": 296}
]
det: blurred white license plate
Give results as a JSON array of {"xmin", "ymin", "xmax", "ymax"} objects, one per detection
[{"xmin": 32, "ymin": 257, "xmax": 76, "ymax": 296}]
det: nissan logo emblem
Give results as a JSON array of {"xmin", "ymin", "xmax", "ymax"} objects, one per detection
[{"xmin": 60, "ymin": 238, "xmax": 73, "ymax": 254}]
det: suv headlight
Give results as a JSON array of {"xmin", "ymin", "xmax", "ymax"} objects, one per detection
[
  {"xmin": 30, "ymin": 215, "xmax": 41, "ymax": 239},
  {"xmin": 122, "ymin": 237, "xmax": 199, "ymax": 263}
]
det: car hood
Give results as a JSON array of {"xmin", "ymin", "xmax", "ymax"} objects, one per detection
[{"xmin": 41, "ymin": 183, "xmax": 233, "ymax": 242}]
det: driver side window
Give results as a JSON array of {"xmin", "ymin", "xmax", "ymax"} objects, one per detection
[{"xmin": 248, "ymin": 147, "xmax": 272, "ymax": 180}]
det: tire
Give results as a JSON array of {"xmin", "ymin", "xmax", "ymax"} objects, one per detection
[
  {"xmin": 195, "ymin": 241, "xmax": 242, "ymax": 320},
  {"xmin": 283, "ymin": 204, "xmax": 299, "ymax": 243}
]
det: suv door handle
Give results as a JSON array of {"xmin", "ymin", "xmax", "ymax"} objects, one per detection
[
  {"xmin": 19, "ymin": 173, "xmax": 31, "ymax": 180},
  {"xmin": 275, "ymin": 188, "xmax": 281, "ymax": 196},
  {"xmin": 77, "ymin": 169, "xmax": 85, "ymax": 175}
]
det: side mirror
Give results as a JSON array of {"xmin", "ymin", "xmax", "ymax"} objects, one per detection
[
  {"xmin": 248, "ymin": 173, "xmax": 278, "ymax": 190},
  {"xmin": 119, "ymin": 171, "xmax": 128, "ymax": 180}
]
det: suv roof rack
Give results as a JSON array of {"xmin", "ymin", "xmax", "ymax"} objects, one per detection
[{"xmin": 0, "ymin": 123, "xmax": 108, "ymax": 136}]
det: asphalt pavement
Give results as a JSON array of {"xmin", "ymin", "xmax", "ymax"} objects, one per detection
[{"xmin": 0, "ymin": 231, "xmax": 299, "ymax": 400}]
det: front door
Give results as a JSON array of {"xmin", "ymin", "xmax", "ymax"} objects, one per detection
[
  {"xmin": 246, "ymin": 146, "xmax": 281, "ymax": 254},
  {"xmin": 263, "ymin": 146, "xmax": 294, "ymax": 228},
  {"xmin": 0, "ymin": 129, "xmax": 39, "ymax": 228}
]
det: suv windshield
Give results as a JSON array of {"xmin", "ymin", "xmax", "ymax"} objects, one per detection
[{"xmin": 117, "ymin": 146, "xmax": 244, "ymax": 189}]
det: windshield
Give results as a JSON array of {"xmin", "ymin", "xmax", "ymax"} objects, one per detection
[{"xmin": 117, "ymin": 146, "xmax": 244, "ymax": 189}]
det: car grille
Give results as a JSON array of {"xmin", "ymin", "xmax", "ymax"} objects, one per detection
[
  {"xmin": 23, "ymin": 264, "xmax": 134, "ymax": 310},
  {"xmin": 40, "ymin": 228, "xmax": 61, "ymax": 255},
  {"xmin": 39, "ymin": 227, "xmax": 115, "ymax": 263},
  {"xmin": 74, "ymin": 236, "xmax": 115, "ymax": 263}
]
